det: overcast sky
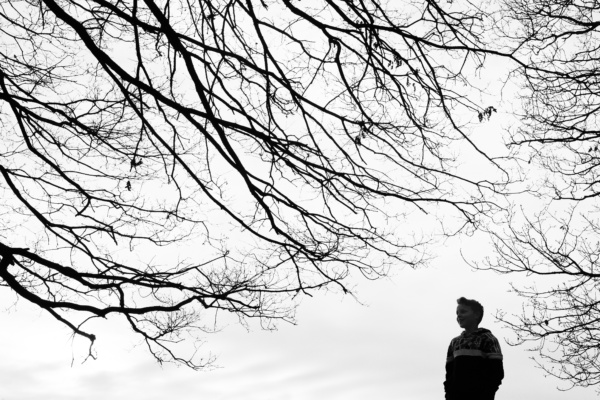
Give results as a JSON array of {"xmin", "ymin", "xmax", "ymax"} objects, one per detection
[
  {"xmin": 0, "ymin": 233, "xmax": 597, "ymax": 400},
  {"xmin": 0, "ymin": 108, "xmax": 595, "ymax": 400},
  {"xmin": 0, "ymin": 3, "xmax": 597, "ymax": 398}
]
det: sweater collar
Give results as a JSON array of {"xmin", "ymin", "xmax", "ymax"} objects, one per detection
[{"xmin": 460, "ymin": 327, "xmax": 490, "ymax": 337}]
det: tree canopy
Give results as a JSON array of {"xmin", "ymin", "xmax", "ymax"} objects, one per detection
[
  {"xmin": 0, "ymin": 0, "xmax": 507, "ymax": 368},
  {"xmin": 481, "ymin": 0, "xmax": 600, "ymax": 389},
  {"xmin": 3, "ymin": 0, "xmax": 600, "ymax": 389}
]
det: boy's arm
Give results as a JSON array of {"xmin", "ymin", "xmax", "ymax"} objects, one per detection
[
  {"xmin": 484, "ymin": 334, "xmax": 504, "ymax": 393},
  {"xmin": 443, "ymin": 343, "xmax": 454, "ymax": 399},
  {"xmin": 487, "ymin": 357, "xmax": 504, "ymax": 392}
]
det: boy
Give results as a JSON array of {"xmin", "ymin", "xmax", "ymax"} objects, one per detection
[{"xmin": 444, "ymin": 297, "xmax": 504, "ymax": 400}]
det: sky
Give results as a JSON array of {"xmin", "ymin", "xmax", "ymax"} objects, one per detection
[
  {"xmin": 0, "ymin": 70, "xmax": 596, "ymax": 400},
  {"xmin": 0, "ymin": 235, "xmax": 598, "ymax": 400},
  {"xmin": 1, "ymin": 2, "xmax": 599, "ymax": 400}
]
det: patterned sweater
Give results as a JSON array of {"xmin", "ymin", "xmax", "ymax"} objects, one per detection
[{"xmin": 444, "ymin": 328, "xmax": 504, "ymax": 400}]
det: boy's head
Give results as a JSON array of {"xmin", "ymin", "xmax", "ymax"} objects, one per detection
[{"xmin": 456, "ymin": 297, "xmax": 484, "ymax": 330}]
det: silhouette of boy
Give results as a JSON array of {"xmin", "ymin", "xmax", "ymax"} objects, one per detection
[{"xmin": 444, "ymin": 297, "xmax": 504, "ymax": 400}]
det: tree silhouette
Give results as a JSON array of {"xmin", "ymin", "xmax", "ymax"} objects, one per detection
[
  {"xmin": 485, "ymin": 0, "xmax": 600, "ymax": 389},
  {"xmin": 0, "ymin": 0, "xmax": 505, "ymax": 367}
]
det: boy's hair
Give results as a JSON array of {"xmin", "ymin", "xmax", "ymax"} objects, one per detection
[{"xmin": 457, "ymin": 297, "xmax": 484, "ymax": 324}]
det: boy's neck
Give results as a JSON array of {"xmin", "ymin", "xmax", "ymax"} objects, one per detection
[{"xmin": 464, "ymin": 325, "xmax": 479, "ymax": 334}]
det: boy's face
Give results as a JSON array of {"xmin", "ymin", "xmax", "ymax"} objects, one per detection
[{"xmin": 456, "ymin": 304, "xmax": 479, "ymax": 331}]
